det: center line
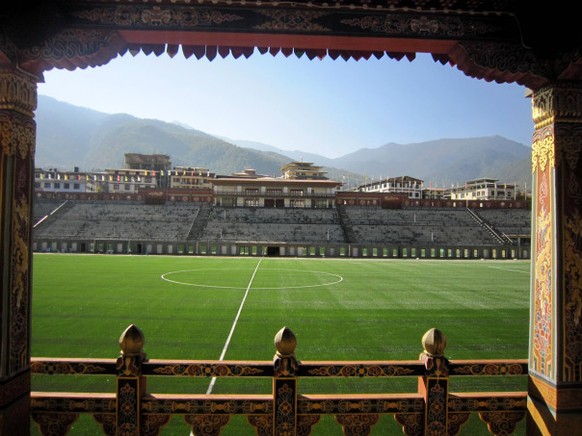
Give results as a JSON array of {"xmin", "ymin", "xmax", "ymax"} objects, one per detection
[{"xmin": 206, "ymin": 258, "xmax": 262, "ymax": 394}]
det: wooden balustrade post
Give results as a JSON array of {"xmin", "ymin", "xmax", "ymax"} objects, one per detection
[
  {"xmin": 115, "ymin": 324, "xmax": 147, "ymax": 436},
  {"xmin": 272, "ymin": 327, "xmax": 299, "ymax": 436},
  {"xmin": 0, "ymin": 65, "xmax": 38, "ymax": 436},
  {"xmin": 419, "ymin": 328, "xmax": 449, "ymax": 435}
]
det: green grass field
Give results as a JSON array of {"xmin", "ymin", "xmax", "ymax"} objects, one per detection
[{"xmin": 31, "ymin": 254, "xmax": 530, "ymax": 435}]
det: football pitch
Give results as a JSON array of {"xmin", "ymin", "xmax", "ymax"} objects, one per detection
[{"xmin": 31, "ymin": 254, "xmax": 530, "ymax": 435}]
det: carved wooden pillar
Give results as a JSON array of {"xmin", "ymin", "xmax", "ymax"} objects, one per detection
[
  {"xmin": 116, "ymin": 324, "xmax": 147, "ymax": 435},
  {"xmin": 529, "ymin": 82, "xmax": 582, "ymax": 434},
  {"xmin": 273, "ymin": 327, "xmax": 298, "ymax": 436},
  {"xmin": 418, "ymin": 328, "xmax": 449, "ymax": 435},
  {"xmin": 0, "ymin": 65, "xmax": 38, "ymax": 436}
]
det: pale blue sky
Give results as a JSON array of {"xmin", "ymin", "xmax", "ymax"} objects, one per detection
[{"xmin": 38, "ymin": 51, "xmax": 533, "ymax": 158}]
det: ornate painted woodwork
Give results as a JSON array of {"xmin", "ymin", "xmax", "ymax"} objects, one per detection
[
  {"xmin": 0, "ymin": 66, "xmax": 38, "ymax": 435},
  {"xmin": 185, "ymin": 414, "xmax": 229, "ymax": 436},
  {"xmin": 29, "ymin": 325, "xmax": 528, "ymax": 435},
  {"xmin": 273, "ymin": 327, "xmax": 299, "ymax": 435},
  {"xmin": 529, "ymin": 83, "xmax": 582, "ymax": 432},
  {"xmin": 1, "ymin": 1, "xmax": 582, "ymax": 433},
  {"xmin": 1, "ymin": 1, "xmax": 580, "ymax": 88},
  {"xmin": 30, "ymin": 412, "xmax": 79, "ymax": 436},
  {"xmin": 419, "ymin": 328, "xmax": 450, "ymax": 435},
  {"xmin": 335, "ymin": 413, "xmax": 380, "ymax": 435}
]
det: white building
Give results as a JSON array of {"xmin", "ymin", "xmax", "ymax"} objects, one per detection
[
  {"xmin": 449, "ymin": 178, "xmax": 516, "ymax": 201},
  {"xmin": 34, "ymin": 168, "xmax": 90, "ymax": 194},
  {"xmin": 356, "ymin": 176, "xmax": 424, "ymax": 199},
  {"xmin": 169, "ymin": 166, "xmax": 215, "ymax": 190}
]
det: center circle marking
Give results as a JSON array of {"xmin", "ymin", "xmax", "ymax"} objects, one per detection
[{"xmin": 161, "ymin": 268, "xmax": 343, "ymax": 290}]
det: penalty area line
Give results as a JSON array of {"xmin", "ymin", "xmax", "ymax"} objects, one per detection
[{"xmin": 206, "ymin": 258, "xmax": 263, "ymax": 395}]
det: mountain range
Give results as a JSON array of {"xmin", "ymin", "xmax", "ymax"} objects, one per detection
[{"xmin": 35, "ymin": 95, "xmax": 532, "ymax": 189}]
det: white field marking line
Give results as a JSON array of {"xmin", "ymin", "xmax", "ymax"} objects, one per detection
[
  {"xmin": 487, "ymin": 266, "xmax": 530, "ymax": 274},
  {"xmin": 206, "ymin": 258, "xmax": 263, "ymax": 395},
  {"xmin": 161, "ymin": 268, "xmax": 343, "ymax": 290}
]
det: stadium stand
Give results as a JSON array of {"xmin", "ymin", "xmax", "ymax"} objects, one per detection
[
  {"xmin": 33, "ymin": 200, "xmax": 201, "ymax": 242},
  {"xmin": 32, "ymin": 198, "xmax": 531, "ymax": 256},
  {"xmin": 471, "ymin": 208, "xmax": 531, "ymax": 239},
  {"xmin": 199, "ymin": 207, "xmax": 345, "ymax": 243},
  {"xmin": 341, "ymin": 206, "xmax": 505, "ymax": 245}
]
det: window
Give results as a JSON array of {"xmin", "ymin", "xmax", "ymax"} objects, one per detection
[{"xmin": 290, "ymin": 199, "xmax": 305, "ymax": 208}]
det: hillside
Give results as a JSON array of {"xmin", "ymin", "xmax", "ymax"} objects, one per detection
[
  {"xmin": 35, "ymin": 96, "xmax": 359, "ymax": 179},
  {"xmin": 332, "ymin": 136, "xmax": 531, "ymax": 187},
  {"xmin": 234, "ymin": 137, "xmax": 532, "ymax": 188},
  {"xmin": 36, "ymin": 96, "xmax": 532, "ymax": 187},
  {"xmin": 36, "ymin": 96, "xmax": 288, "ymax": 176}
]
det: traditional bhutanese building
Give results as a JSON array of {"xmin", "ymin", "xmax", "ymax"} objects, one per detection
[
  {"xmin": 281, "ymin": 161, "xmax": 328, "ymax": 180},
  {"xmin": 213, "ymin": 165, "xmax": 341, "ymax": 208},
  {"xmin": 124, "ymin": 153, "xmax": 171, "ymax": 188},
  {"xmin": 356, "ymin": 176, "xmax": 424, "ymax": 199},
  {"xmin": 124, "ymin": 153, "xmax": 171, "ymax": 171},
  {"xmin": 212, "ymin": 177, "xmax": 342, "ymax": 208},
  {"xmin": 169, "ymin": 166, "xmax": 215, "ymax": 190},
  {"xmin": 449, "ymin": 178, "xmax": 516, "ymax": 201},
  {"xmin": 422, "ymin": 187, "xmax": 448, "ymax": 200}
]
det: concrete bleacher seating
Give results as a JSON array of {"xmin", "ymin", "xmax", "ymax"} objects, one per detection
[
  {"xmin": 342, "ymin": 207, "xmax": 502, "ymax": 245},
  {"xmin": 33, "ymin": 199, "xmax": 531, "ymax": 248},
  {"xmin": 32, "ymin": 197, "xmax": 67, "ymax": 225},
  {"xmin": 472, "ymin": 208, "xmax": 531, "ymax": 237},
  {"xmin": 199, "ymin": 207, "xmax": 345, "ymax": 243},
  {"xmin": 33, "ymin": 200, "xmax": 201, "ymax": 241}
]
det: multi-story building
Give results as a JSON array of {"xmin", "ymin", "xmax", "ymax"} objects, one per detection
[
  {"xmin": 213, "ymin": 177, "xmax": 342, "ymax": 208},
  {"xmin": 169, "ymin": 166, "xmax": 215, "ymax": 190},
  {"xmin": 99, "ymin": 168, "xmax": 159, "ymax": 194},
  {"xmin": 124, "ymin": 153, "xmax": 170, "ymax": 171},
  {"xmin": 422, "ymin": 187, "xmax": 448, "ymax": 200},
  {"xmin": 124, "ymin": 153, "xmax": 171, "ymax": 188},
  {"xmin": 281, "ymin": 161, "xmax": 328, "ymax": 180},
  {"xmin": 449, "ymin": 178, "xmax": 517, "ymax": 201},
  {"xmin": 213, "ymin": 165, "xmax": 342, "ymax": 208},
  {"xmin": 356, "ymin": 176, "xmax": 424, "ymax": 199},
  {"xmin": 34, "ymin": 159, "xmax": 520, "ymax": 208},
  {"xmin": 34, "ymin": 167, "xmax": 90, "ymax": 194}
]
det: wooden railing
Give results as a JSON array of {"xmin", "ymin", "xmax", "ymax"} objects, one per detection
[{"xmin": 30, "ymin": 325, "xmax": 527, "ymax": 435}]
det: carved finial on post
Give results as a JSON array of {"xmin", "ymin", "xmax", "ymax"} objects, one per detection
[
  {"xmin": 273, "ymin": 326, "xmax": 298, "ymax": 377},
  {"xmin": 420, "ymin": 328, "xmax": 448, "ymax": 377},
  {"xmin": 273, "ymin": 327, "xmax": 299, "ymax": 435},
  {"xmin": 421, "ymin": 328, "xmax": 447, "ymax": 357},
  {"xmin": 116, "ymin": 324, "xmax": 147, "ymax": 376},
  {"xmin": 419, "ymin": 328, "xmax": 450, "ymax": 435}
]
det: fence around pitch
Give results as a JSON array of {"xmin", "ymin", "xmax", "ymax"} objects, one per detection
[
  {"xmin": 33, "ymin": 239, "xmax": 530, "ymax": 260},
  {"xmin": 30, "ymin": 325, "xmax": 527, "ymax": 435}
]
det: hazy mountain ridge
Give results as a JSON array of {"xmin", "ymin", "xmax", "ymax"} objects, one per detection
[
  {"xmin": 36, "ymin": 95, "xmax": 532, "ymax": 187},
  {"xmin": 233, "ymin": 137, "xmax": 532, "ymax": 187}
]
